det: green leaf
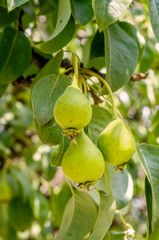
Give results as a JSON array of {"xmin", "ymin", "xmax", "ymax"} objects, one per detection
[
  {"xmin": 34, "ymin": 50, "xmax": 63, "ymax": 83},
  {"xmin": 31, "ymin": 74, "xmax": 71, "ymax": 126},
  {"xmin": 104, "ymin": 231, "xmax": 125, "ymax": 240},
  {"xmin": 149, "ymin": 229, "xmax": 159, "ymax": 240},
  {"xmin": 0, "ymin": 27, "xmax": 31, "ymax": 84},
  {"xmin": 137, "ymin": 144, "xmax": 159, "ymax": 232},
  {"xmin": 0, "ymin": 84, "xmax": 8, "ymax": 98},
  {"xmin": 145, "ymin": 177, "xmax": 153, "ymax": 236},
  {"xmin": 104, "ymin": 21, "xmax": 139, "ymax": 92},
  {"xmin": 89, "ymin": 105, "xmax": 112, "ymax": 145},
  {"xmin": 35, "ymin": 17, "xmax": 75, "ymax": 54},
  {"xmin": 148, "ymin": 0, "xmax": 159, "ymax": 41},
  {"xmin": 0, "ymin": 6, "xmax": 17, "ymax": 26},
  {"xmin": 7, "ymin": 0, "xmax": 29, "ymax": 11},
  {"xmin": 71, "ymin": 0, "xmax": 94, "ymax": 25},
  {"xmin": 8, "ymin": 197, "xmax": 34, "ymax": 231},
  {"xmin": 109, "ymin": 165, "xmax": 133, "ymax": 210},
  {"xmin": 56, "ymin": 190, "xmax": 97, "ymax": 240},
  {"xmin": 34, "ymin": 118, "xmax": 63, "ymax": 146},
  {"xmin": 90, "ymin": 30, "xmax": 105, "ymax": 59},
  {"xmin": 89, "ymin": 192, "xmax": 115, "ymax": 240},
  {"xmin": 92, "ymin": 0, "xmax": 132, "ymax": 30},
  {"xmin": 30, "ymin": 192, "xmax": 49, "ymax": 226},
  {"xmin": 51, "ymin": 136, "xmax": 70, "ymax": 166},
  {"xmin": 51, "ymin": 0, "xmax": 71, "ymax": 38},
  {"xmin": 0, "ymin": 0, "xmax": 7, "ymax": 8}
]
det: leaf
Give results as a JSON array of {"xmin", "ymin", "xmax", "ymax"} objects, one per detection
[
  {"xmin": 34, "ymin": 51, "xmax": 63, "ymax": 83},
  {"xmin": 51, "ymin": 136, "xmax": 70, "ymax": 166},
  {"xmin": 149, "ymin": 229, "xmax": 159, "ymax": 240},
  {"xmin": 92, "ymin": 0, "xmax": 132, "ymax": 30},
  {"xmin": 104, "ymin": 231, "xmax": 125, "ymax": 240},
  {"xmin": 34, "ymin": 118, "xmax": 63, "ymax": 146},
  {"xmin": 7, "ymin": 0, "xmax": 30, "ymax": 11},
  {"xmin": 0, "ymin": 84, "xmax": 8, "ymax": 98},
  {"xmin": 71, "ymin": 0, "xmax": 94, "ymax": 25},
  {"xmin": 145, "ymin": 177, "xmax": 153, "ymax": 236},
  {"xmin": 0, "ymin": 0, "xmax": 7, "ymax": 8},
  {"xmin": 148, "ymin": 0, "xmax": 159, "ymax": 41},
  {"xmin": 137, "ymin": 144, "xmax": 159, "ymax": 232},
  {"xmin": 0, "ymin": 27, "xmax": 31, "ymax": 84},
  {"xmin": 31, "ymin": 74, "xmax": 71, "ymax": 126},
  {"xmin": 0, "ymin": 6, "xmax": 17, "ymax": 26},
  {"xmin": 90, "ymin": 30, "xmax": 105, "ymax": 59},
  {"xmin": 109, "ymin": 165, "xmax": 133, "ymax": 210},
  {"xmin": 89, "ymin": 105, "xmax": 112, "ymax": 145},
  {"xmin": 8, "ymin": 197, "xmax": 34, "ymax": 231},
  {"xmin": 103, "ymin": 21, "xmax": 139, "ymax": 92},
  {"xmin": 56, "ymin": 190, "xmax": 97, "ymax": 240},
  {"xmin": 51, "ymin": 0, "xmax": 71, "ymax": 39},
  {"xmin": 35, "ymin": 17, "xmax": 75, "ymax": 54},
  {"xmin": 89, "ymin": 192, "xmax": 116, "ymax": 240}
]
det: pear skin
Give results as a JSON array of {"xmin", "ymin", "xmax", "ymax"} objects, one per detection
[
  {"xmin": 97, "ymin": 118, "xmax": 135, "ymax": 166},
  {"xmin": 62, "ymin": 131, "xmax": 105, "ymax": 184}
]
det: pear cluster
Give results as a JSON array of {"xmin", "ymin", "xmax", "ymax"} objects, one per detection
[{"xmin": 54, "ymin": 82, "xmax": 105, "ymax": 186}]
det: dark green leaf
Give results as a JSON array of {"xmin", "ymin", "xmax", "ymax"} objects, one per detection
[
  {"xmin": 137, "ymin": 144, "xmax": 159, "ymax": 232},
  {"xmin": 148, "ymin": 0, "xmax": 159, "ymax": 41},
  {"xmin": 109, "ymin": 165, "xmax": 133, "ymax": 209},
  {"xmin": 31, "ymin": 74, "xmax": 71, "ymax": 126},
  {"xmin": 71, "ymin": 0, "xmax": 94, "ymax": 25},
  {"xmin": 34, "ymin": 117, "xmax": 62, "ymax": 146},
  {"xmin": 104, "ymin": 21, "xmax": 139, "ymax": 92},
  {"xmin": 145, "ymin": 177, "xmax": 153, "ymax": 236},
  {"xmin": 92, "ymin": 0, "xmax": 132, "ymax": 30},
  {"xmin": 0, "ymin": 84, "xmax": 8, "ymax": 98},
  {"xmin": 38, "ymin": 0, "xmax": 58, "ymax": 15},
  {"xmin": 89, "ymin": 105, "xmax": 112, "ymax": 145},
  {"xmin": 56, "ymin": 190, "xmax": 97, "ymax": 240},
  {"xmin": 8, "ymin": 197, "xmax": 34, "ymax": 231},
  {"xmin": 51, "ymin": 136, "xmax": 70, "ymax": 166},
  {"xmin": 89, "ymin": 192, "xmax": 115, "ymax": 240},
  {"xmin": 7, "ymin": 0, "xmax": 29, "ymax": 11},
  {"xmin": 0, "ymin": 27, "xmax": 31, "ymax": 84},
  {"xmin": 0, "ymin": 0, "xmax": 7, "ymax": 8},
  {"xmin": 90, "ymin": 30, "xmax": 105, "ymax": 59},
  {"xmin": 34, "ymin": 51, "xmax": 63, "ymax": 83},
  {"xmin": 0, "ymin": 6, "xmax": 17, "ymax": 26},
  {"xmin": 35, "ymin": 17, "xmax": 75, "ymax": 54}
]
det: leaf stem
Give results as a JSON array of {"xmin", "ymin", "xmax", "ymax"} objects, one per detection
[
  {"xmin": 80, "ymin": 68, "xmax": 118, "ymax": 119},
  {"xmin": 67, "ymin": 179, "xmax": 74, "ymax": 196}
]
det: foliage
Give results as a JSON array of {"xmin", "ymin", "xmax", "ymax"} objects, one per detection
[{"xmin": 0, "ymin": 0, "xmax": 159, "ymax": 240}]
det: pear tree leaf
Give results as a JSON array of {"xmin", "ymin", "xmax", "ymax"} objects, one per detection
[
  {"xmin": 0, "ymin": 6, "xmax": 18, "ymax": 26},
  {"xmin": 51, "ymin": 0, "xmax": 71, "ymax": 39},
  {"xmin": 92, "ymin": 0, "xmax": 132, "ymax": 30},
  {"xmin": 35, "ymin": 17, "xmax": 75, "ymax": 54},
  {"xmin": 149, "ymin": 229, "xmax": 159, "ymax": 240},
  {"xmin": 89, "ymin": 192, "xmax": 116, "ymax": 240},
  {"xmin": 71, "ymin": 0, "xmax": 94, "ymax": 25},
  {"xmin": 56, "ymin": 190, "xmax": 97, "ymax": 240},
  {"xmin": 0, "ymin": 84, "xmax": 8, "ymax": 98},
  {"xmin": 0, "ymin": 27, "xmax": 31, "ymax": 84},
  {"xmin": 31, "ymin": 74, "xmax": 71, "ymax": 126},
  {"xmin": 89, "ymin": 105, "xmax": 112, "ymax": 145},
  {"xmin": 137, "ymin": 144, "xmax": 159, "ymax": 232},
  {"xmin": 109, "ymin": 165, "xmax": 133, "ymax": 210},
  {"xmin": 34, "ymin": 50, "xmax": 63, "ymax": 83},
  {"xmin": 145, "ymin": 176, "xmax": 153, "ymax": 236},
  {"xmin": 148, "ymin": 0, "xmax": 159, "ymax": 42},
  {"xmin": 7, "ymin": 0, "xmax": 30, "ymax": 11},
  {"xmin": 104, "ymin": 21, "xmax": 139, "ymax": 92}
]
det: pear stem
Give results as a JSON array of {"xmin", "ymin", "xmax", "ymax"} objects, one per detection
[{"xmin": 80, "ymin": 68, "xmax": 118, "ymax": 119}]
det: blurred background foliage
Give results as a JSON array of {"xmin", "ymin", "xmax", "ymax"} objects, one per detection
[{"xmin": 0, "ymin": 0, "xmax": 159, "ymax": 239}]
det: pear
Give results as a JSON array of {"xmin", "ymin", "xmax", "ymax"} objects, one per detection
[
  {"xmin": 54, "ymin": 84, "xmax": 92, "ymax": 130},
  {"xmin": 62, "ymin": 130, "xmax": 105, "ymax": 184},
  {"xmin": 97, "ymin": 118, "xmax": 135, "ymax": 166}
]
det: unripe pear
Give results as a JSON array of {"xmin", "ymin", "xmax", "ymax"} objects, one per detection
[
  {"xmin": 54, "ymin": 84, "xmax": 92, "ymax": 130},
  {"xmin": 62, "ymin": 130, "xmax": 105, "ymax": 184},
  {"xmin": 97, "ymin": 118, "xmax": 135, "ymax": 166}
]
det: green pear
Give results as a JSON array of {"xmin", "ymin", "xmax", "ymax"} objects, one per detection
[
  {"xmin": 54, "ymin": 84, "xmax": 92, "ymax": 130},
  {"xmin": 62, "ymin": 130, "xmax": 105, "ymax": 184},
  {"xmin": 97, "ymin": 118, "xmax": 135, "ymax": 166}
]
